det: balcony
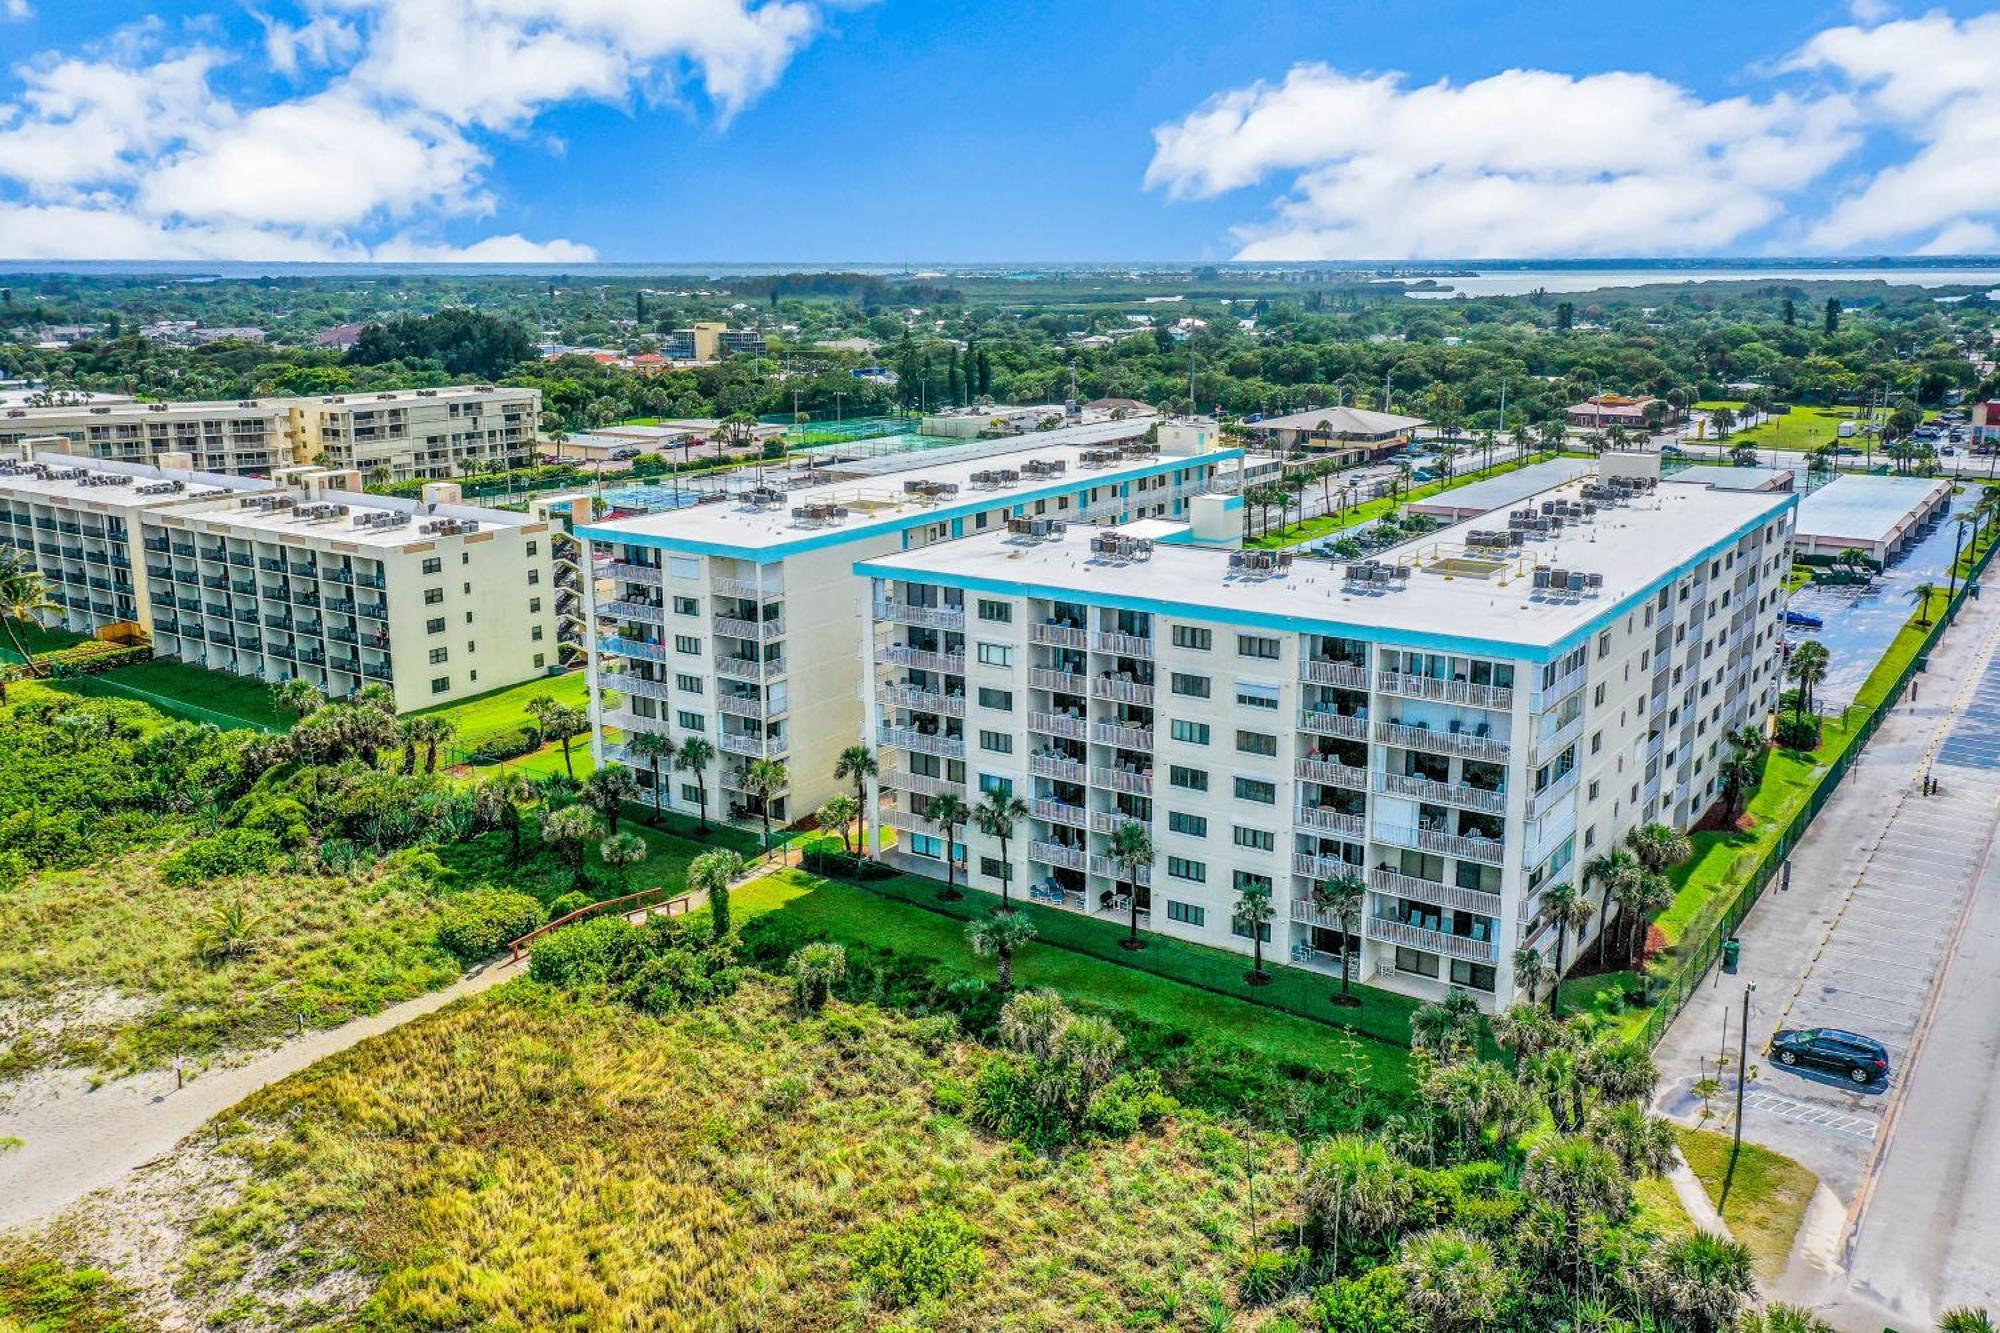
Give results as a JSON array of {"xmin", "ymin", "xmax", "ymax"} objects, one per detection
[
  {"xmin": 605, "ymin": 599, "xmax": 665, "ymax": 623},
  {"xmin": 711, "ymin": 574, "xmax": 779, "ymax": 600},
  {"xmin": 1300, "ymin": 658, "xmax": 1371, "ymax": 688},
  {"xmin": 1531, "ymin": 714, "xmax": 1585, "ymax": 763},
  {"xmin": 1370, "ymin": 916, "xmax": 1499, "ymax": 966},
  {"xmin": 1029, "ymin": 622, "xmax": 1089, "ymax": 650},
  {"xmin": 880, "ymin": 683, "xmax": 965, "ymax": 717},
  {"xmin": 717, "ymin": 656, "xmax": 779, "ymax": 682},
  {"xmin": 880, "ymin": 725, "xmax": 965, "ymax": 759},
  {"xmin": 363, "ymin": 662, "xmax": 392, "ymax": 682},
  {"xmin": 1296, "ymin": 806, "xmax": 1366, "ymax": 839},
  {"xmin": 609, "ymin": 560, "xmax": 663, "ymax": 585},
  {"xmin": 1375, "ymin": 719, "xmax": 1509, "ymax": 763},
  {"xmin": 717, "ymin": 693, "xmax": 771, "ymax": 721},
  {"xmin": 719, "ymin": 732, "xmax": 779, "ymax": 759},
  {"xmin": 1029, "ymin": 666, "xmax": 1089, "ymax": 694},
  {"xmin": 1374, "ymin": 823, "xmax": 1506, "ymax": 866},
  {"xmin": 1029, "ymin": 753, "xmax": 1085, "ymax": 782},
  {"xmin": 1528, "ymin": 767, "xmax": 1581, "ymax": 821},
  {"xmin": 882, "ymin": 807, "xmax": 949, "ymax": 838},
  {"xmin": 1292, "ymin": 851, "xmax": 1353, "ymax": 881},
  {"xmin": 881, "ymin": 769, "xmax": 965, "ymax": 801},
  {"xmin": 324, "ymin": 568, "xmax": 354, "ymax": 585},
  {"xmin": 874, "ymin": 600, "xmax": 965, "ymax": 631},
  {"xmin": 881, "ymin": 644, "xmax": 964, "ymax": 675},
  {"xmin": 1368, "ymin": 867, "xmax": 1504, "ymax": 919},
  {"xmin": 1091, "ymin": 676, "xmax": 1154, "ymax": 706},
  {"xmin": 1299, "ymin": 708, "xmax": 1369, "ymax": 740},
  {"xmin": 1088, "ymin": 854, "xmax": 1150, "ymax": 886},
  {"xmin": 1296, "ymin": 756, "xmax": 1369, "ymax": 790},
  {"xmin": 1090, "ymin": 720, "xmax": 1153, "ymax": 750},
  {"xmin": 326, "ymin": 597, "xmax": 357, "ymax": 615},
  {"xmin": 1031, "ymin": 796, "xmax": 1088, "ymax": 830},
  {"xmin": 1376, "ymin": 771, "xmax": 1507, "ymax": 817},
  {"xmin": 614, "ymin": 673, "xmax": 673, "ymax": 703},
  {"xmin": 1532, "ymin": 664, "xmax": 1588, "ymax": 711},
  {"xmin": 600, "ymin": 634, "xmax": 667, "ymax": 662},
  {"xmin": 1029, "ymin": 840, "xmax": 1087, "ymax": 872},
  {"xmin": 714, "ymin": 613, "xmax": 785, "ymax": 642},
  {"xmin": 1091, "ymin": 766, "xmax": 1154, "ymax": 796},
  {"xmin": 1030, "ymin": 710, "xmax": 1089, "ymax": 741},
  {"xmin": 1092, "ymin": 630, "xmax": 1152, "ymax": 658},
  {"xmin": 1377, "ymin": 671, "xmax": 1514, "ymax": 711}
]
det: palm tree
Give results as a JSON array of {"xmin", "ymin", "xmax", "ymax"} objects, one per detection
[
  {"xmin": 1786, "ymin": 640, "xmax": 1830, "ymax": 719},
  {"xmin": 1512, "ymin": 945, "xmax": 1548, "ymax": 1007},
  {"xmin": 1950, "ymin": 511, "xmax": 1980, "ymax": 599},
  {"xmin": 1584, "ymin": 849, "xmax": 1639, "ymax": 967},
  {"xmin": 1313, "ymin": 870, "xmax": 1367, "ymax": 1005},
  {"xmin": 833, "ymin": 743, "xmax": 878, "ymax": 834},
  {"xmin": 972, "ymin": 786, "xmax": 1029, "ymax": 908},
  {"xmin": 598, "ymin": 830, "xmax": 649, "ymax": 883},
  {"xmin": 270, "ymin": 677, "xmax": 326, "ymax": 720},
  {"xmin": 743, "ymin": 757, "xmax": 789, "ymax": 853},
  {"xmin": 1643, "ymin": 1232, "xmax": 1756, "ymax": 1333},
  {"xmin": 1106, "ymin": 821, "xmax": 1153, "ymax": 950},
  {"xmin": 687, "ymin": 848, "xmax": 745, "ymax": 941},
  {"xmin": 966, "ymin": 911, "xmax": 1038, "ymax": 992},
  {"xmin": 923, "ymin": 792, "xmax": 970, "ymax": 899},
  {"xmin": 540, "ymin": 802, "xmax": 601, "ymax": 890},
  {"xmin": 1627, "ymin": 870, "xmax": 1676, "ymax": 976},
  {"xmin": 1541, "ymin": 882, "xmax": 1593, "ymax": 1015},
  {"xmin": 1395, "ymin": 1228, "xmax": 1506, "ymax": 1333},
  {"xmin": 583, "ymin": 762, "xmax": 640, "ymax": 836},
  {"xmin": 0, "ymin": 549, "xmax": 56, "ymax": 703},
  {"xmin": 412, "ymin": 714, "xmax": 455, "ymax": 773},
  {"xmin": 815, "ymin": 794, "xmax": 859, "ymax": 854},
  {"xmin": 1910, "ymin": 580, "xmax": 1942, "ymax": 626},
  {"xmin": 1588, "ymin": 1101, "xmax": 1678, "ymax": 1178},
  {"xmin": 1627, "ymin": 821, "xmax": 1693, "ymax": 877},
  {"xmin": 1411, "ymin": 988, "xmax": 1483, "ymax": 1063},
  {"xmin": 526, "ymin": 695, "xmax": 587, "ymax": 779},
  {"xmin": 1939, "ymin": 1309, "xmax": 1997, "ymax": 1333},
  {"xmin": 674, "ymin": 736, "xmax": 716, "ymax": 832},
  {"xmin": 356, "ymin": 681, "xmax": 397, "ymax": 715},
  {"xmin": 396, "ymin": 715, "xmax": 423, "ymax": 773},
  {"xmin": 625, "ymin": 730, "xmax": 677, "ymax": 815},
  {"xmin": 474, "ymin": 769, "xmax": 532, "ymax": 857},
  {"xmin": 1233, "ymin": 882, "xmax": 1276, "ymax": 985},
  {"xmin": 1735, "ymin": 1303, "xmax": 1836, "ymax": 1333},
  {"xmin": 1718, "ymin": 737, "xmax": 1760, "ymax": 823}
]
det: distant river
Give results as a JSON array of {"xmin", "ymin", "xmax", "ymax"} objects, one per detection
[{"xmin": 1397, "ymin": 267, "xmax": 2000, "ymax": 298}]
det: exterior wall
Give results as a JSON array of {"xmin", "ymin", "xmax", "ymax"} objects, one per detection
[
  {"xmin": 860, "ymin": 507, "xmax": 1793, "ymax": 1010},
  {"xmin": 0, "ymin": 405, "xmax": 294, "ymax": 474},
  {"xmin": 0, "ymin": 492, "xmax": 150, "ymax": 633},
  {"xmin": 588, "ymin": 455, "xmax": 1230, "ymax": 832}
]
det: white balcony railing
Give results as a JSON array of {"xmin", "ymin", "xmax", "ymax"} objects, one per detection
[
  {"xmin": 1367, "ymin": 867, "xmax": 1504, "ymax": 919},
  {"xmin": 1375, "ymin": 719, "xmax": 1509, "ymax": 762},
  {"xmin": 1373, "ymin": 823, "xmax": 1506, "ymax": 865},
  {"xmin": 1370, "ymin": 916, "xmax": 1500, "ymax": 965},
  {"xmin": 1091, "ymin": 766, "xmax": 1154, "ymax": 796},
  {"xmin": 710, "ymin": 574, "xmax": 780, "ymax": 600},
  {"xmin": 612, "ymin": 673, "xmax": 673, "ymax": 703},
  {"xmin": 1029, "ymin": 709, "xmax": 1089, "ymax": 740},
  {"xmin": 1292, "ymin": 851, "xmax": 1353, "ymax": 881},
  {"xmin": 1300, "ymin": 658, "xmax": 1370, "ymax": 689},
  {"xmin": 1090, "ymin": 720, "xmax": 1154, "ymax": 750},
  {"xmin": 881, "ymin": 644, "xmax": 965, "ymax": 675},
  {"xmin": 1028, "ymin": 839, "xmax": 1087, "ymax": 871},
  {"xmin": 1092, "ymin": 630, "xmax": 1153, "ymax": 659},
  {"xmin": 1031, "ymin": 797, "xmax": 1089, "ymax": 830},
  {"xmin": 1299, "ymin": 708, "xmax": 1370, "ymax": 740},
  {"xmin": 1091, "ymin": 676, "xmax": 1155, "ymax": 706},
  {"xmin": 1531, "ymin": 665, "xmax": 1588, "ymax": 712},
  {"xmin": 1089, "ymin": 854, "xmax": 1151, "ymax": 886},
  {"xmin": 879, "ymin": 683, "xmax": 966, "ymax": 718},
  {"xmin": 608, "ymin": 560, "xmax": 662, "ymax": 585},
  {"xmin": 604, "ymin": 598, "xmax": 665, "ymax": 624},
  {"xmin": 874, "ymin": 600, "xmax": 965, "ymax": 631},
  {"xmin": 1297, "ymin": 756, "xmax": 1369, "ymax": 790},
  {"xmin": 1376, "ymin": 671, "xmax": 1514, "ymax": 711},
  {"xmin": 1527, "ymin": 766, "xmax": 1581, "ymax": 821},
  {"xmin": 882, "ymin": 807, "xmax": 949, "ymax": 838},
  {"xmin": 1375, "ymin": 771, "xmax": 1508, "ymax": 816},
  {"xmin": 1029, "ymin": 753, "xmax": 1085, "ymax": 782},
  {"xmin": 716, "ymin": 693, "xmax": 770, "ymax": 720},
  {"xmin": 719, "ymin": 732, "xmax": 777, "ymax": 759},
  {"xmin": 881, "ymin": 769, "xmax": 965, "ymax": 801},
  {"xmin": 1531, "ymin": 714, "xmax": 1585, "ymax": 763},
  {"xmin": 716, "ymin": 655, "xmax": 777, "ymax": 682},
  {"xmin": 1029, "ymin": 666, "xmax": 1089, "ymax": 694},
  {"xmin": 714, "ymin": 614, "xmax": 785, "ymax": 642},
  {"xmin": 1029, "ymin": 622, "xmax": 1090, "ymax": 650},
  {"xmin": 1296, "ymin": 806, "xmax": 1366, "ymax": 838},
  {"xmin": 880, "ymin": 725, "xmax": 965, "ymax": 759}
]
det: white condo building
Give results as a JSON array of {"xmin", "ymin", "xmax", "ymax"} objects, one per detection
[
  {"xmin": 0, "ymin": 445, "xmax": 565, "ymax": 712},
  {"xmin": 575, "ymin": 418, "xmax": 1236, "ymax": 828},
  {"xmin": 856, "ymin": 459, "xmax": 1796, "ymax": 1008}
]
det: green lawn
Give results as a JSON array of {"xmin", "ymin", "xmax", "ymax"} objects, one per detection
[
  {"xmin": 49, "ymin": 658, "xmax": 292, "ymax": 731},
  {"xmin": 410, "ymin": 670, "xmax": 588, "ymax": 748},
  {"xmin": 0, "ymin": 621, "xmax": 88, "ymax": 664},
  {"xmin": 735, "ymin": 866, "xmax": 1419, "ymax": 1094},
  {"xmin": 1677, "ymin": 1127, "xmax": 1819, "ymax": 1277},
  {"xmin": 1705, "ymin": 406, "xmax": 1862, "ymax": 455}
]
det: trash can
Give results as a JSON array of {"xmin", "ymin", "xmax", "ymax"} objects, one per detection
[{"xmin": 1722, "ymin": 938, "xmax": 1741, "ymax": 973}]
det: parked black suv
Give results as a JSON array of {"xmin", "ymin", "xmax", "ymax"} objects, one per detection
[{"xmin": 1770, "ymin": 1028, "xmax": 1889, "ymax": 1085}]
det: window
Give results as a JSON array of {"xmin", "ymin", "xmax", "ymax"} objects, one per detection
[
  {"xmin": 533, "ymin": 653, "xmax": 545, "ymax": 670},
  {"xmin": 979, "ymin": 856, "xmax": 1011, "ymax": 882},
  {"xmin": 977, "ymin": 686, "xmax": 1014, "ymax": 711},
  {"xmin": 676, "ymin": 710, "xmax": 705, "ymax": 731},
  {"xmin": 428, "ymin": 647, "xmax": 448, "ymax": 665},
  {"xmin": 1395, "ymin": 947, "xmax": 1441, "ymax": 978},
  {"xmin": 527, "ymin": 569, "xmax": 540, "ymax": 586},
  {"xmin": 1169, "ymin": 764, "xmax": 1209, "ymax": 792},
  {"xmin": 1235, "ymin": 730, "xmax": 1278, "ymax": 757},
  {"xmin": 676, "ymin": 673, "xmax": 703, "ymax": 693},
  {"xmin": 1234, "ymin": 776, "xmax": 1277, "ymax": 804},
  {"xmin": 1166, "ymin": 856, "xmax": 1206, "ymax": 883},
  {"xmin": 1170, "ymin": 719, "xmax": 1210, "ymax": 745},
  {"xmin": 976, "ymin": 642, "xmax": 1013, "ymax": 667},
  {"xmin": 1167, "ymin": 900, "xmax": 1206, "ymax": 927},
  {"xmin": 1449, "ymin": 960, "xmax": 1497, "ymax": 992},
  {"xmin": 1232, "ymin": 826, "xmax": 1275, "ymax": 852},
  {"xmin": 1172, "ymin": 625, "xmax": 1212, "ymax": 651},
  {"xmin": 531, "ymin": 625, "xmax": 544, "ymax": 641},
  {"xmin": 1237, "ymin": 634, "xmax": 1280, "ymax": 660},
  {"xmin": 1170, "ymin": 672, "xmax": 1211, "ymax": 699},
  {"xmin": 977, "ymin": 598, "xmax": 1011, "ymax": 623},
  {"xmin": 529, "ymin": 597, "xmax": 542, "ymax": 614},
  {"xmin": 1235, "ymin": 683, "xmax": 1280, "ymax": 711},
  {"xmin": 421, "ymin": 557, "xmax": 441, "ymax": 575},
  {"xmin": 672, "ymin": 595, "xmax": 700, "ymax": 616},
  {"xmin": 680, "ymin": 782, "xmax": 703, "ymax": 803},
  {"xmin": 979, "ymin": 729, "xmax": 1014, "ymax": 754},
  {"xmin": 424, "ymin": 587, "xmax": 444, "ymax": 606},
  {"xmin": 430, "ymin": 676, "xmax": 450, "ymax": 694},
  {"xmin": 1167, "ymin": 811, "xmax": 1208, "ymax": 838},
  {"xmin": 526, "ymin": 541, "xmax": 539, "ymax": 557},
  {"xmin": 426, "ymin": 617, "xmax": 446, "ymax": 635},
  {"xmin": 977, "ymin": 774, "xmax": 1014, "ymax": 797},
  {"xmin": 674, "ymin": 634, "xmax": 703, "ymax": 655}
]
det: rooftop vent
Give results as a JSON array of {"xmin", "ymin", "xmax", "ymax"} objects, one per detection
[
  {"xmin": 1532, "ymin": 567, "xmax": 1606, "ymax": 596},
  {"xmin": 1088, "ymin": 533, "xmax": 1154, "ymax": 563},
  {"xmin": 1005, "ymin": 516, "xmax": 1066, "ymax": 541},
  {"xmin": 1228, "ymin": 549, "xmax": 1295, "ymax": 576},
  {"xmin": 1343, "ymin": 560, "xmax": 1412, "ymax": 588}
]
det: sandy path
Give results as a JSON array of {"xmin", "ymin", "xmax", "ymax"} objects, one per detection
[{"xmin": 0, "ymin": 955, "xmax": 524, "ymax": 1234}]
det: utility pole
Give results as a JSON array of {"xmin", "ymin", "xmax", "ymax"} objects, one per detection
[
  {"xmin": 1733, "ymin": 981, "xmax": 1757, "ymax": 1159},
  {"xmin": 1497, "ymin": 380, "xmax": 1507, "ymax": 440}
]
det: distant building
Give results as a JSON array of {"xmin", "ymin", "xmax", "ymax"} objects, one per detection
[
  {"xmin": 1239, "ymin": 406, "xmax": 1428, "ymax": 463},
  {"xmin": 1566, "ymin": 394, "xmax": 1660, "ymax": 429},
  {"xmin": 662, "ymin": 323, "xmax": 765, "ymax": 362},
  {"xmin": 316, "ymin": 323, "xmax": 368, "ymax": 349},
  {"xmin": 186, "ymin": 327, "xmax": 267, "ymax": 345},
  {"xmin": 1972, "ymin": 401, "xmax": 2000, "ymax": 452}
]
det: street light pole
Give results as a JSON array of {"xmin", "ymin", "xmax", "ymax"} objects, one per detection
[{"xmin": 1733, "ymin": 981, "xmax": 1757, "ymax": 1159}]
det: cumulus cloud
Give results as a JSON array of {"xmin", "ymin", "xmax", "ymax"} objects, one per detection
[
  {"xmin": 1148, "ymin": 13, "xmax": 2000, "ymax": 260},
  {"xmin": 3, "ymin": 0, "xmax": 33, "ymax": 22},
  {"xmin": 0, "ymin": 0, "xmax": 837, "ymax": 259}
]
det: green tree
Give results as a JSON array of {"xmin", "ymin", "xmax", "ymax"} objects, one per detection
[
  {"xmin": 598, "ymin": 830, "xmax": 649, "ymax": 882},
  {"xmin": 270, "ymin": 677, "xmax": 327, "ymax": 720},
  {"xmin": 1785, "ymin": 639, "xmax": 1830, "ymax": 718},
  {"xmin": 1233, "ymin": 880, "xmax": 1276, "ymax": 984},
  {"xmin": 1511, "ymin": 945, "xmax": 1548, "ymax": 1007},
  {"xmin": 1541, "ymin": 882, "xmax": 1594, "ymax": 1014},
  {"xmin": 540, "ymin": 803, "xmax": 601, "ymax": 889},
  {"xmin": 786, "ymin": 941, "xmax": 846, "ymax": 1012},
  {"xmin": 583, "ymin": 762, "xmax": 641, "ymax": 836},
  {"xmin": 687, "ymin": 848, "xmax": 745, "ymax": 942},
  {"xmin": 527, "ymin": 695, "xmax": 587, "ymax": 779},
  {"xmin": 815, "ymin": 793, "xmax": 860, "ymax": 855},
  {"xmin": 1395, "ymin": 1228, "xmax": 1506, "ymax": 1332},
  {"xmin": 1313, "ymin": 870, "xmax": 1368, "ymax": 1004},
  {"xmin": 1410, "ymin": 987, "xmax": 1483, "ymax": 1063},
  {"xmin": 1107, "ymin": 821, "xmax": 1154, "ymax": 950},
  {"xmin": 972, "ymin": 786, "xmax": 1029, "ymax": 907},
  {"xmin": 474, "ymin": 768, "xmax": 532, "ymax": 857},
  {"xmin": 833, "ymin": 742, "xmax": 878, "ymax": 828},
  {"xmin": 1300, "ymin": 1135, "xmax": 1417, "ymax": 1271},
  {"xmin": 924, "ymin": 791, "xmax": 970, "ymax": 901},
  {"xmin": 0, "ymin": 548, "xmax": 56, "ymax": 704},
  {"xmin": 1939, "ymin": 1309, "xmax": 1998, "ymax": 1333},
  {"xmin": 674, "ymin": 736, "xmax": 716, "ymax": 832},
  {"xmin": 1644, "ymin": 1231, "xmax": 1756, "ymax": 1333},
  {"xmin": 966, "ymin": 910, "xmax": 1038, "ymax": 992},
  {"xmin": 743, "ymin": 758, "xmax": 789, "ymax": 853},
  {"xmin": 1910, "ymin": 580, "xmax": 1941, "ymax": 626},
  {"xmin": 625, "ymin": 730, "xmax": 677, "ymax": 815}
]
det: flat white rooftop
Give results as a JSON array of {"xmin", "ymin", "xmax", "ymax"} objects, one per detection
[
  {"xmin": 860, "ymin": 474, "xmax": 1794, "ymax": 661},
  {"xmin": 578, "ymin": 428, "xmax": 1233, "ymax": 559},
  {"xmin": 155, "ymin": 489, "xmax": 543, "ymax": 550},
  {"xmin": 0, "ymin": 453, "xmax": 266, "ymax": 508},
  {"xmin": 1408, "ymin": 459, "xmax": 1594, "ymax": 518},
  {"xmin": 1793, "ymin": 474, "xmax": 1950, "ymax": 545}
]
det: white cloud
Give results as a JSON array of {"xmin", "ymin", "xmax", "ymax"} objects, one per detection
[
  {"xmin": 1147, "ymin": 64, "xmax": 1861, "ymax": 259},
  {"xmin": 0, "ymin": 0, "xmax": 834, "ymax": 259},
  {"xmin": 3, "ymin": 0, "xmax": 34, "ymax": 22},
  {"xmin": 1790, "ymin": 12, "xmax": 2000, "ymax": 253}
]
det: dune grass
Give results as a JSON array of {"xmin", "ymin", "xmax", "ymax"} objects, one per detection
[
  {"xmin": 166, "ymin": 979, "xmax": 1279, "ymax": 1329},
  {"xmin": 1676, "ymin": 1127, "xmax": 1818, "ymax": 1278},
  {"xmin": 408, "ymin": 671, "xmax": 588, "ymax": 749}
]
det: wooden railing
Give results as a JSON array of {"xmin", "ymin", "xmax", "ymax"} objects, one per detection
[{"xmin": 508, "ymin": 886, "xmax": 694, "ymax": 963}]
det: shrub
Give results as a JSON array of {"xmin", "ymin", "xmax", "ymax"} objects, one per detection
[
  {"xmin": 471, "ymin": 726, "xmax": 542, "ymax": 763},
  {"xmin": 619, "ymin": 946, "xmax": 740, "ymax": 1015},
  {"xmin": 849, "ymin": 1209, "xmax": 985, "ymax": 1310},
  {"xmin": 436, "ymin": 889, "xmax": 547, "ymax": 962},
  {"xmin": 546, "ymin": 891, "xmax": 593, "ymax": 920},
  {"xmin": 786, "ymin": 942, "xmax": 847, "ymax": 1013},
  {"xmin": 527, "ymin": 915, "xmax": 638, "ymax": 987},
  {"xmin": 160, "ymin": 828, "xmax": 282, "ymax": 886},
  {"xmin": 1240, "ymin": 1246, "xmax": 1309, "ymax": 1306},
  {"xmin": 238, "ymin": 796, "xmax": 313, "ymax": 849},
  {"xmin": 1774, "ymin": 714, "xmax": 1821, "ymax": 751},
  {"xmin": 800, "ymin": 846, "xmax": 896, "ymax": 882}
]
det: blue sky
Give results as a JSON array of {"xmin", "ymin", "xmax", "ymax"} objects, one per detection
[{"xmin": 0, "ymin": 0, "xmax": 1996, "ymax": 261}]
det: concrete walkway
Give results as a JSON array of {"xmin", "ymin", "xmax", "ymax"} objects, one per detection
[{"xmin": 0, "ymin": 956, "xmax": 524, "ymax": 1235}]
